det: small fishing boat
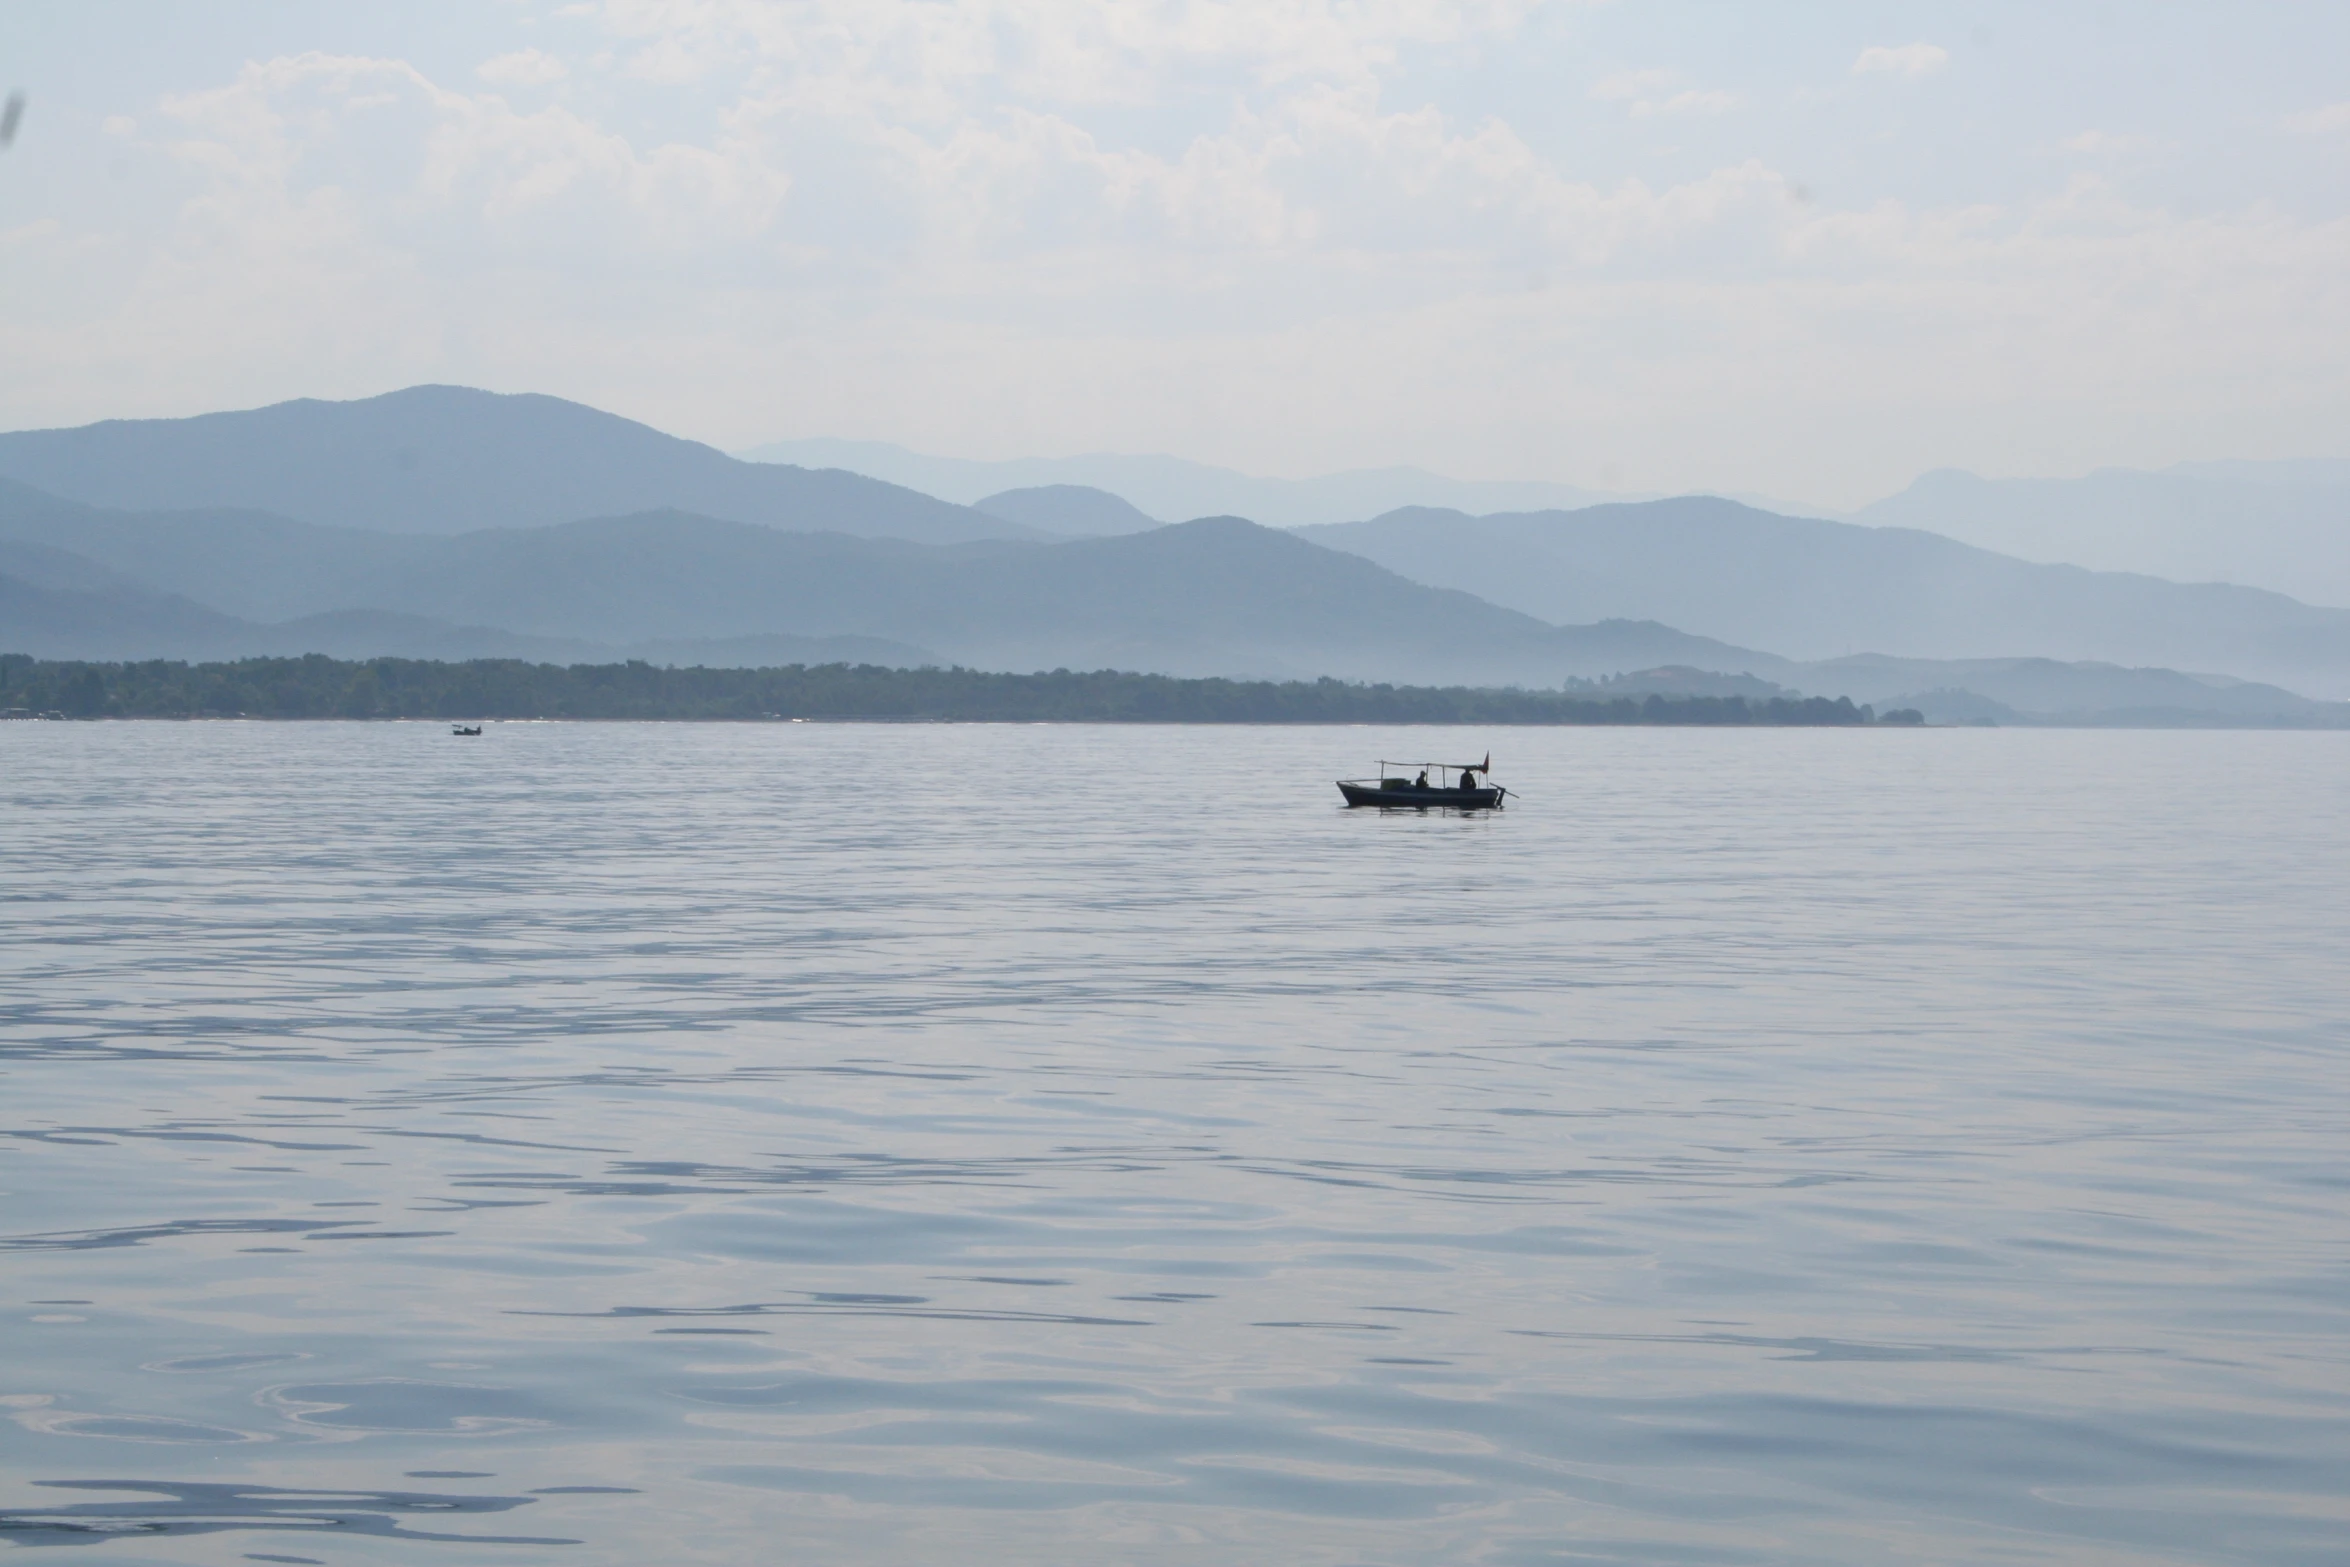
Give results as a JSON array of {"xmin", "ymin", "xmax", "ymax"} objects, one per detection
[
  {"xmin": 451, "ymin": 724, "xmax": 483, "ymax": 737},
  {"xmin": 1337, "ymin": 754, "xmax": 1507, "ymax": 809}
]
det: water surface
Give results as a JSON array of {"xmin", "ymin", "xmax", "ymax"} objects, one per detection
[{"xmin": 3, "ymin": 722, "xmax": 2345, "ymax": 1565}]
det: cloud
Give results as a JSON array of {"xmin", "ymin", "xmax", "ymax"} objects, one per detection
[
  {"xmin": 153, "ymin": 52, "xmax": 786, "ymax": 265},
  {"xmin": 3, "ymin": 6, "xmax": 2347, "ymax": 505},
  {"xmin": 1643, "ymin": 89, "xmax": 1736, "ymax": 118},
  {"xmin": 588, "ymin": 0, "xmax": 1549, "ymax": 105},
  {"xmin": 1592, "ymin": 69, "xmax": 1734, "ymax": 118},
  {"xmin": 2285, "ymin": 101, "xmax": 2350, "ymax": 135},
  {"xmin": 1592, "ymin": 68, "xmax": 1674, "ymax": 103},
  {"xmin": 1852, "ymin": 43, "xmax": 1949, "ymax": 78},
  {"xmin": 477, "ymin": 49, "xmax": 571, "ymax": 87}
]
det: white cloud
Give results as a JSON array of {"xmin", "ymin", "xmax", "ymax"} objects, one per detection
[
  {"xmin": 2, "ymin": 5, "xmax": 2346, "ymax": 504},
  {"xmin": 1592, "ymin": 69, "xmax": 1733, "ymax": 119},
  {"xmin": 2285, "ymin": 101, "xmax": 2350, "ymax": 135},
  {"xmin": 477, "ymin": 48, "xmax": 571, "ymax": 87},
  {"xmin": 1592, "ymin": 68, "xmax": 1674, "ymax": 104},
  {"xmin": 152, "ymin": 52, "xmax": 786, "ymax": 273},
  {"xmin": 589, "ymin": 0, "xmax": 1548, "ymax": 105},
  {"xmin": 1852, "ymin": 43, "xmax": 1949, "ymax": 78},
  {"xmin": 1642, "ymin": 89, "xmax": 1736, "ymax": 119}
]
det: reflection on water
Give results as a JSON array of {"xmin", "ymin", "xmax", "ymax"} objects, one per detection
[
  {"xmin": 0, "ymin": 1478, "xmax": 574, "ymax": 1549},
  {"xmin": 1, "ymin": 722, "xmax": 2345, "ymax": 1565}
]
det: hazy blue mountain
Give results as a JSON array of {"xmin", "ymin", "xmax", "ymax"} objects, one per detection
[
  {"xmin": 2167, "ymin": 458, "xmax": 2350, "ymax": 486},
  {"xmin": 1853, "ymin": 465, "xmax": 2350, "ymax": 606},
  {"xmin": 0, "ymin": 484, "xmax": 1777, "ymax": 687},
  {"xmin": 9, "ymin": 474, "xmax": 2340, "ymax": 722},
  {"xmin": 238, "ymin": 611, "xmax": 604, "ymax": 662},
  {"xmin": 243, "ymin": 613, "xmax": 930, "ymax": 666},
  {"xmin": 0, "ymin": 477, "xmax": 441, "ymax": 623},
  {"xmin": 0, "ymin": 558, "xmax": 611, "ymax": 664},
  {"xmin": 627, "ymin": 633, "xmax": 942, "ymax": 667},
  {"xmin": 0, "ymin": 387, "xmax": 1037, "ymax": 546},
  {"xmin": 0, "ymin": 536, "xmax": 157, "ymax": 596},
  {"xmin": 1779, "ymin": 655, "xmax": 2337, "ymax": 724},
  {"xmin": 1300, "ymin": 498, "xmax": 2350, "ymax": 698},
  {"xmin": 975, "ymin": 485, "xmax": 1162, "ymax": 536},
  {"xmin": 0, "ymin": 566, "xmax": 258, "ymax": 660},
  {"xmin": 0, "ymin": 544, "xmax": 937, "ymax": 668},
  {"xmin": 1575, "ymin": 655, "xmax": 2335, "ymax": 723},
  {"xmin": 738, "ymin": 437, "xmax": 1620, "ymax": 526},
  {"xmin": 327, "ymin": 511, "xmax": 1776, "ymax": 688},
  {"xmin": 0, "ymin": 561, "xmax": 580, "ymax": 665}
]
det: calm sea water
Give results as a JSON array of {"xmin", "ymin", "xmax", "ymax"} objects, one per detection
[{"xmin": 2, "ymin": 722, "xmax": 2345, "ymax": 1567}]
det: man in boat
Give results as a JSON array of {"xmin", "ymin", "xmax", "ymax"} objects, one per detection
[
  {"xmin": 1459, "ymin": 768, "xmax": 1477, "ymax": 790},
  {"xmin": 1414, "ymin": 770, "xmax": 1430, "ymax": 790}
]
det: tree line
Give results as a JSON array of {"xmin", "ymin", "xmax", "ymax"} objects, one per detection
[{"xmin": 0, "ymin": 653, "xmax": 1910, "ymax": 725}]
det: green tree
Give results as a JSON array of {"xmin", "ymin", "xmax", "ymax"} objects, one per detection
[{"xmin": 61, "ymin": 666, "xmax": 108, "ymax": 718}]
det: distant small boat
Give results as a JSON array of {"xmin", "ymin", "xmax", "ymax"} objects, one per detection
[
  {"xmin": 1338, "ymin": 754, "xmax": 1506, "ymax": 809},
  {"xmin": 451, "ymin": 724, "xmax": 483, "ymax": 737}
]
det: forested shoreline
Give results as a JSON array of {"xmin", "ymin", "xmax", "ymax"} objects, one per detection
[{"xmin": 0, "ymin": 653, "xmax": 1898, "ymax": 725}]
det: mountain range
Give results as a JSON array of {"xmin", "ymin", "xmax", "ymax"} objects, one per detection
[
  {"xmin": 736, "ymin": 438, "xmax": 1619, "ymax": 529},
  {"xmin": 0, "ymin": 483, "xmax": 1763, "ymax": 688},
  {"xmin": 748, "ymin": 435, "xmax": 2350, "ymax": 603},
  {"xmin": 974, "ymin": 485, "xmax": 1162, "ymax": 536},
  {"xmin": 1854, "ymin": 464, "xmax": 2350, "ymax": 608},
  {"xmin": 1298, "ymin": 500, "xmax": 2350, "ymax": 697},
  {"xmin": 0, "ymin": 387, "xmax": 1030, "ymax": 546},
  {"xmin": 3, "ymin": 481, "xmax": 2339, "ymax": 724},
  {"xmin": 0, "ymin": 523, "xmax": 931, "ymax": 669},
  {"xmin": 3, "ymin": 386, "xmax": 2346, "ymax": 725}
]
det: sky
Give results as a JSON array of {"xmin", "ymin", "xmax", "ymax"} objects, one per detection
[{"xmin": 1, "ymin": 1, "xmax": 2346, "ymax": 509}]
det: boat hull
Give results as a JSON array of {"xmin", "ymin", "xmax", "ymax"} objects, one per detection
[{"xmin": 1338, "ymin": 782, "xmax": 1502, "ymax": 809}]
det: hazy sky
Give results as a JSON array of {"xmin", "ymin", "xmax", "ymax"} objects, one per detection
[{"xmin": 2, "ymin": 1, "xmax": 2345, "ymax": 506}]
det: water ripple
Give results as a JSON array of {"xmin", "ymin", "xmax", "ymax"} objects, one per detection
[{"xmin": 2, "ymin": 722, "xmax": 2344, "ymax": 1565}]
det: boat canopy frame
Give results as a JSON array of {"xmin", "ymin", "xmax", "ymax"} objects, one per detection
[
  {"xmin": 1371, "ymin": 760, "xmax": 1488, "ymax": 779},
  {"xmin": 1339, "ymin": 758, "xmax": 1494, "ymax": 788}
]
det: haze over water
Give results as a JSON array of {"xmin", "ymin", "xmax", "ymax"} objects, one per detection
[{"xmin": 3, "ymin": 722, "xmax": 2345, "ymax": 1566}]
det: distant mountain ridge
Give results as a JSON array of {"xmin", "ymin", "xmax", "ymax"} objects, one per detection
[
  {"xmin": 0, "ymin": 387, "xmax": 1036, "ymax": 546},
  {"xmin": 975, "ymin": 485, "xmax": 1160, "ymax": 536},
  {"xmin": 0, "ymin": 558, "xmax": 932, "ymax": 668},
  {"xmin": 1781, "ymin": 655, "xmax": 2339, "ymax": 727},
  {"xmin": 742, "ymin": 435, "xmax": 2350, "ymax": 604},
  {"xmin": 2166, "ymin": 458, "xmax": 2350, "ymax": 486},
  {"xmin": 736, "ymin": 438, "xmax": 1623, "ymax": 527},
  {"xmin": 4, "ymin": 383, "xmax": 2344, "ymax": 723},
  {"xmin": 1299, "ymin": 498, "xmax": 2350, "ymax": 699},
  {"xmin": 0, "ymin": 479, "xmax": 1758, "ymax": 687},
  {"xmin": 3, "ymin": 479, "xmax": 2339, "ymax": 724},
  {"xmin": 1853, "ymin": 464, "xmax": 2350, "ymax": 606}
]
